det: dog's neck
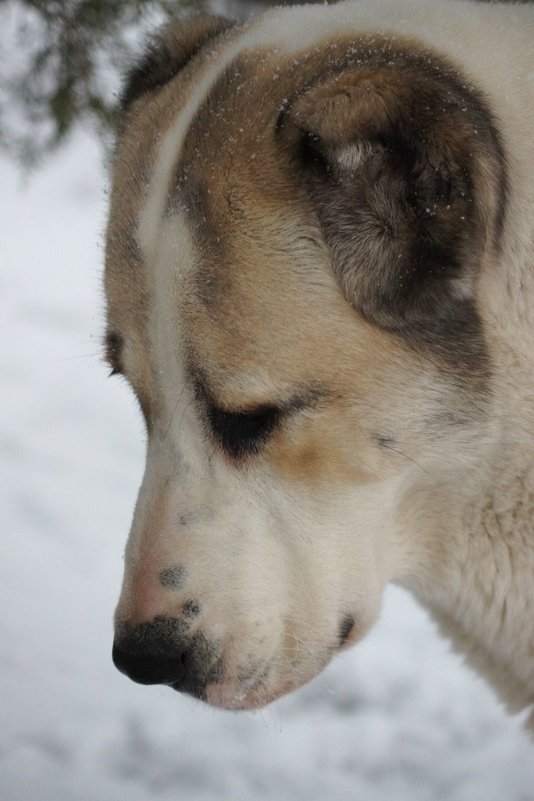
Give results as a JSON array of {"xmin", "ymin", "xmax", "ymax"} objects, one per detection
[{"xmin": 398, "ymin": 392, "xmax": 534, "ymax": 729}]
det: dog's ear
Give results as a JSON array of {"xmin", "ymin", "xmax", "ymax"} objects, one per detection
[
  {"xmin": 121, "ymin": 15, "xmax": 234, "ymax": 111},
  {"xmin": 283, "ymin": 66, "xmax": 504, "ymax": 329}
]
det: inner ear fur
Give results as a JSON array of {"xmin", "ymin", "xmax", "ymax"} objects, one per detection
[
  {"xmin": 284, "ymin": 64, "xmax": 505, "ymax": 330},
  {"xmin": 120, "ymin": 14, "xmax": 234, "ymax": 111}
]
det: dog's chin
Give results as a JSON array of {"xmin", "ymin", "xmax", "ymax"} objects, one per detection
[
  {"xmin": 204, "ymin": 680, "xmax": 292, "ymax": 711},
  {"xmin": 204, "ymin": 665, "xmax": 327, "ymax": 711},
  {"xmin": 204, "ymin": 682, "xmax": 282, "ymax": 711}
]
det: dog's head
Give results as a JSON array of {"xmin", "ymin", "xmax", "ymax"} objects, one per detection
[{"xmin": 105, "ymin": 12, "xmax": 506, "ymax": 708}]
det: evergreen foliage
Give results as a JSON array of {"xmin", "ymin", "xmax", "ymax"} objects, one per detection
[
  {"xmin": 1, "ymin": 0, "xmax": 203, "ymax": 164},
  {"xmin": 0, "ymin": 0, "xmax": 523, "ymax": 165}
]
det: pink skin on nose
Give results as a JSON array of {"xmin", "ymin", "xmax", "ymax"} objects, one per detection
[
  {"xmin": 119, "ymin": 551, "xmax": 179, "ymax": 625},
  {"xmin": 120, "ymin": 481, "xmax": 189, "ymax": 624}
]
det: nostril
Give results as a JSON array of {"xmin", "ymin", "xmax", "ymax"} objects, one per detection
[{"xmin": 112, "ymin": 641, "xmax": 187, "ymax": 686}]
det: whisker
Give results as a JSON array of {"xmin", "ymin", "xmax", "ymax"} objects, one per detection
[
  {"xmin": 163, "ymin": 385, "xmax": 188, "ymax": 440},
  {"xmin": 379, "ymin": 441, "xmax": 439, "ymax": 485},
  {"xmin": 59, "ymin": 352, "xmax": 102, "ymax": 362},
  {"xmin": 174, "ymin": 397, "xmax": 196, "ymax": 436}
]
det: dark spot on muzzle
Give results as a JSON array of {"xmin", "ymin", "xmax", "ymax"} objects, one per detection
[
  {"xmin": 338, "ymin": 615, "xmax": 355, "ymax": 646},
  {"xmin": 159, "ymin": 565, "xmax": 186, "ymax": 590},
  {"xmin": 183, "ymin": 599, "xmax": 201, "ymax": 618},
  {"xmin": 113, "ymin": 615, "xmax": 222, "ymax": 699}
]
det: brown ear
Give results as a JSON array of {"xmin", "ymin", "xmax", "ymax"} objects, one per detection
[
  {"xmin": 283, "ymin": 65, "xmax": 505, "ymax": 332},
  {"xmin": 120, "ymin": 15, "xmax": 234, "ymax": 111}
]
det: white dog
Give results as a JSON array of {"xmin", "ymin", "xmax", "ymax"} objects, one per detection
[{"xmin": 104, "ymin": 0, "xmax": 534, "ymax": 727}]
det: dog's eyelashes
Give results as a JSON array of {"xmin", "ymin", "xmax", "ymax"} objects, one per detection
[
  {"xmin": 207, "ymin": 404, "xmax": 281, "ymax": 460},
  {"xmin": 104, "ymin": 331, "xmax": 124, "ymax": 376}
]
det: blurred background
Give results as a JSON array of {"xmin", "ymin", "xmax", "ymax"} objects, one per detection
[{"xmin": 1, "ymin": 2, "xmax": 533, "ymax": 799}]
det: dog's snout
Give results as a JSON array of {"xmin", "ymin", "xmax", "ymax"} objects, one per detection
[{"xmin": 112, "ymin": 640, "xmax": 187, "ymax": 687}]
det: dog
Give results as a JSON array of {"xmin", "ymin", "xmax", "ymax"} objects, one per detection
[{"xmin": 104, "ymin": 0, "xmax": 534, "ymax": 727}]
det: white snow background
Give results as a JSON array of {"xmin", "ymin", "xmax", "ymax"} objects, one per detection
[{"xmin": 1, "ymin": 125, "xmax": 533, "ymax": 801}]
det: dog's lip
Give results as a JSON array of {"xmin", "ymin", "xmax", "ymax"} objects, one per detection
[
  {"xmin": 163, "ymin": 678, "xmax": 256, "ymax": 708},
  {"xmin": 168, "ymin": 681, "xmax": 207, "ymax": 701},
  {"xmin": 163, "ymin": 673, "xmax": 277, "ymax": 708}
]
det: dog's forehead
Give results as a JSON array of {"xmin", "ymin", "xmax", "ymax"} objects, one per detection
[
  {"xmin": 105, "ymin": 48, "xmax": 319, "ymax": 362},
  {"xmin": 173, "ymin": 176, "xmax": 381, "ymax": 405},
  {"xmin": 105, "ymin": 17, "xmax": 437, "ymax": 299},
  {"xmin": 171, "ymin": 63, "xmax": 415, "ymax": 400},
  {"xmin": 104, "ymin": 18, "xmax": 435, "ymax": 400}
]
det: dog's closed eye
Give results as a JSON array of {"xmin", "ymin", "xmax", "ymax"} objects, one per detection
[{"xmin": 207, "ymin": 404, "xmax": 281, "ymax": 460}]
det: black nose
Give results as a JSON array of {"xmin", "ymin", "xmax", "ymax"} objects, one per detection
[
  {"xmin": 112, "ymin": 641, "xmax": 186, "ymax": 686},
  {"xmin": 112, "ymin": 615, "xmax": 222, "ymax": 699}
]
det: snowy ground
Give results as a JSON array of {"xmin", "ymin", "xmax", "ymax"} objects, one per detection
[{"xmin": 1, "ymin": 133, "xmax": 533, "ymax": 801}]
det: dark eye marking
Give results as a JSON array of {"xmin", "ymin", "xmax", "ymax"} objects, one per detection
[
  {"xmin": 207, "ymin": 404, "xmax": 282, "ymax": 460},
  {"xmin": 191, "ymin": 367, "xmax": 326, "ymax": 461}
]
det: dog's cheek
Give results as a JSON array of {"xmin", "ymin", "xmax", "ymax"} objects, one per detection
[
  {"xmin": 266, "ymin": 400, "xmax": 413, "ymax": 487},
  {"xmin": 268, "ymin": 426, "xmax": 373, "ymax": 485}
]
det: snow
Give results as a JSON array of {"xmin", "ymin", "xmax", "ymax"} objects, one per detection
[{"xmin": 1, "ymin": 134, "xmax": 533, "ymax": 801}]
